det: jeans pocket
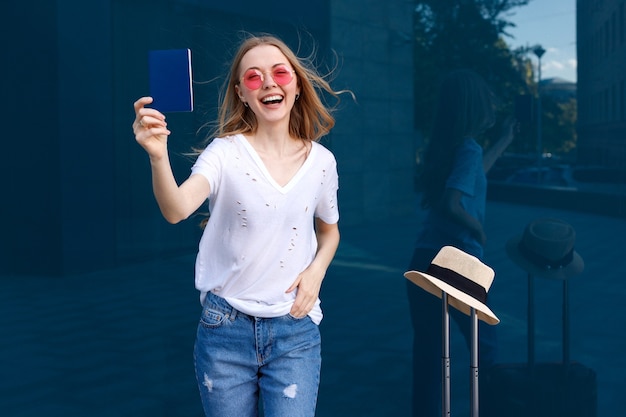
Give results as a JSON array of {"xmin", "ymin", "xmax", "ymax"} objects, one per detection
[
  {"xmin": 287, "ymin": 312, "xmax": 310, "ymax": 321},
  {"xmin": 199, "ymin": 305, "xmax": 229, "ymax": 328}
]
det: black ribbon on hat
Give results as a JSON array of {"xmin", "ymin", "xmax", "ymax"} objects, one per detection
[
  {"xmin": 518, "ymin": 242, "xmax": 574, "ymax": 269},
  {"xmin": 426, "ymin": 264, "xmax": 488, "ymax": 304}
]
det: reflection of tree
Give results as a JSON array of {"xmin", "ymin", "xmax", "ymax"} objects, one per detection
[
  {"xmin": 542, "ymin": 97, "xmax": 577, "ymax": 156},
  {"xmin": 412, "ymin": 0, "xmax": 577, "ymax": 159}
]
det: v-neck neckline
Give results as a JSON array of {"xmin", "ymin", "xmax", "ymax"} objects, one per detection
[{"xmin": 236, "ymin": 134, "xmax": 315, "ymax": 194}]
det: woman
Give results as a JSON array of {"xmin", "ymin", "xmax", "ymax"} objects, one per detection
[
  {"xmin": 133, "ymin": 34, "xmax": 347, "ymax": 417},
  {"xmin": 406, "ymin": 69, "xmax": 515, "ymax": 416}
]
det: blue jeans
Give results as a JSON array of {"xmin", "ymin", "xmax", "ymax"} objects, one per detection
[
  {"xmin": 406, "ymin": 247, "xmax": 498, "ymax": 417},
  {"xmin": 194, "ymin": 292, "xmax": 321, "ymax": 417}
]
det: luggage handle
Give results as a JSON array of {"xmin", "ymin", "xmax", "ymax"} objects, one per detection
[{"xmin": 527, "ymin": 272, "xmax": 570, "ymax": 368}]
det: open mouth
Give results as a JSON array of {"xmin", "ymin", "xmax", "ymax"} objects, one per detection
[{"xmin": 261, "ymin": 95, "xmax": 284, "ymax": 105}]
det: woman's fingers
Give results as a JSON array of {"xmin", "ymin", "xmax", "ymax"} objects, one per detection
[
  {"xmin": 133, "ymin": 96, "xmax": 167, "ymax": 129},
  {"xmin": 133, "ymin": 96, "xmax": 153, "ymax": 111},
  {"xmin": 132, "ymin": 96, "xmax": 171, "ymax": 160},
  {"xmin": 138, "ymin": 114, "xmax": 168, "ymax": 129},
  {"xmin": 287, "ymin": 271, "xmax": 323, "ymax": 318}
]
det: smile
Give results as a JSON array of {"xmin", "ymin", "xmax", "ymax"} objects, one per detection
[{"xmin": 261, "ymin": 95, "xmax": 284, "ymax": 104}]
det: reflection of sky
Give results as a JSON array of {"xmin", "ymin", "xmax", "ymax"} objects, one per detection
[{"xmin": 504, "ymin": 0, "xmax": 577, "ymax": 82}]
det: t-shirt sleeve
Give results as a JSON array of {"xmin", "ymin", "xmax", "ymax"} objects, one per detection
[
  {"xmin": 191, "ymin": 139, "xmax": 226, "ymax": 197},
  {"xmin": 314, "ymin": 153, "xmax": 340, "ymax": 225},
  {"xmin": 445, "ymin": 140, "xmax": 483, "ymax": 197}
]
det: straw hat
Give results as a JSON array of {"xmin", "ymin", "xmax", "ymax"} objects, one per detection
[
  {"xmin": 506, "ymin": 218, "xmax": 584, "ymax": 280},
  {"xmin": 404, "ymin": 246, "xmax": 499, "ymax": 325}
]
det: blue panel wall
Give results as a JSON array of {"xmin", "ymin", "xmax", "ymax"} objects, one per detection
[
  {"xmin": 2, "ymin": 1, "xmax": 62, "ymax": 274},
  {"xmin": 1, "ymin": 0, "xmax": 330, "ymax": 275}
]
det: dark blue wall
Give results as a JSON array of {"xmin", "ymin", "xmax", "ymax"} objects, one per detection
[
  {"xmin": 1, "ymin": 0, "xmax": 330, "ymax": 275},
  {"xmin": 3, "ymin": 1, "xmax": 64, "ymax": 274}
]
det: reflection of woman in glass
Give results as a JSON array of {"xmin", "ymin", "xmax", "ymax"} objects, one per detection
[
  {"xmin": 406, "ymin": 69, "xmax": 515, "ymax": 416},
  {"xmin": 133, "ymin": 34, "xmax": 347, "ymax": 417}
]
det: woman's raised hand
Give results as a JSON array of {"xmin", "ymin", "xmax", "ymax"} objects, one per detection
[
  {"xmin": 133, "ymin": 97, "xmax": 171, "ymax": 161},
  {"xmin": 500, "ymin": 115, "xmax": 517, "ymax": 145}
]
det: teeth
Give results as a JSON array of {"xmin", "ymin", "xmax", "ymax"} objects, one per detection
[{"xmin": 262, "ymin": 95, "xmax": 283, "ymax": 103}]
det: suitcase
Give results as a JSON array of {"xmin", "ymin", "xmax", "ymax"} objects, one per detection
[
  {"xmin": 481, "ymin": 272, "xmax": 597, "ymax": 417},
  {"xmin": 481, "ymin": 362, "xmax": 597, "ymax": 417}
]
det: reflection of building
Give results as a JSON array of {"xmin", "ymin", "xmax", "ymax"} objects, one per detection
[
  {"xmin": 540, "ymin": 77, "xmax": 577, "ymax": 102},
  {"xmin": 577, "ymin": 0, "xmax": 626, "ymax": 168}
]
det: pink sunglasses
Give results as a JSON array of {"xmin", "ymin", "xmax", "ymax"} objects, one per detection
[{"xmin": 240, "ymin": 65, "xmax": 295, "ymax": 90}]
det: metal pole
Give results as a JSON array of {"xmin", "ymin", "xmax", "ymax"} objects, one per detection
[
  {"xmin": 537, "ymin": 58, "xmax": 542, "ymax": 184},
  {"xmin": 533, "ymin": 45, "xmax": 546, "ymax": 184},
  {"xmin": 563, "ymin": 278, "xmax": 570, "ymax": 365},
  {"xmin": 470, "ymin": 308, "xmax": 479, "ymax": 417},
  {"xmin": 528, "ymin": 273, "xmax": 535, "ymax": 368},
  {"xmin": 442, "ymin": 292, "xmax": 451, "ymax": 417}
]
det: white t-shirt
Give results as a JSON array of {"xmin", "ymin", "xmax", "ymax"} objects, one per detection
[{"xmin": 190, "ymin": 134, "xmax": 339, "ymax": 324}]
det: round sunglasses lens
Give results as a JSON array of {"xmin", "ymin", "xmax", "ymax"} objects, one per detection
[
  {"xmin": 243, "ymin": 70, "xmax": 263, "ymax": 89},
  {"xmin": 272, "ymin": 67, "xmax": 293, "ymax": 85}
]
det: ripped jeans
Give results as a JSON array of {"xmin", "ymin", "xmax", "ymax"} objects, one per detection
[{"xmin": 194, "ymin": 291, "xmax": 321, "ymax": 417}]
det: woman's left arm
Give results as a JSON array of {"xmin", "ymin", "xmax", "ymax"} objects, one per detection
[
  {"xmin": 483, "ymin": 116, "xmax": 516, "ymax": 173},
  {"xmin": 287, "ymin": 218, "xmax": 340, "ymax": 318}
]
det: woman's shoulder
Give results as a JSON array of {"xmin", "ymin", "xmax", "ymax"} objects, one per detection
[
  {"xmin": 457, "ymin": 137, "xmax": 483, "ymax": 156},
  {"xmin": 311, "ymin": 140, "xmax": 337, "ymax": 163},
  {"xmin": 310, "ymin": 141, "xmax": 338, "ymax": 169},
  {"xmin": 202, "ymin": 134, "xmax": 241, "ymax": 151},
  {"xmin": 195, "ymin": 135, "xmax": 243, "ymax": 163},
  {"xmin": 460, "ymin": 136, "xmax": 481, "ymax": 148},
  {"xmin": 212, "ymin": 134, "xmax": 241, "ymax": 145}
]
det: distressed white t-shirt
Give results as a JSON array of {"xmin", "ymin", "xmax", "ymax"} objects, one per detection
[{"xmin": 190, "ymin": 134, "xmax": 339, "ymax": 324}]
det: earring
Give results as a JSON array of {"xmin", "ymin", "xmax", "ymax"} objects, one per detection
[
  {"xmin": 295, "ymin": 93, "xmax": 300, "ymax": 101},
  {"xmin": 243, "ymin": 102, "xmax": 249, "ymax": 107}
]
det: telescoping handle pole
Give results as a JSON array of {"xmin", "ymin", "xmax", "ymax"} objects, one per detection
[
  {"xmin": 563, "ymin": 278, "xmax": 570, "ymax": 365},
  {"xmin": 527, "ymin": 273, "xmax": 535, "ymax": 369},
  {"xmin": 470, "ymin": 308, "xmax": 479, "ymax": 417},
  {"xmin": 442, "ymin": 292, "xmax": 451, "ymax": 417}
]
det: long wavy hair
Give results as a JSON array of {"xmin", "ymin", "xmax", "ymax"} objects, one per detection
[
  {"xmin": 195, "ymin": 34, "xmax": 351, "ymax": 227},
  {"xmin": 416, "ymin": 69, "xmax": 497, "ymax": 209},
  {"xmin": 202, "ymin": 34, "xmax": 349, "ymax": 144}
]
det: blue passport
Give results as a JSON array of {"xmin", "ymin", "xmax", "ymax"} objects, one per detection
[{"xmin": 149, "ymin": 49, "xmax": 194, "ymax": 113}]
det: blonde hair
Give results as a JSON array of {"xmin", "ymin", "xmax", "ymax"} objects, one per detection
[{"xmin": 206, "ymin": 34, "xmax": 349, "ymax": 144}]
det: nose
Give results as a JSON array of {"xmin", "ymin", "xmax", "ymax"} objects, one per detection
[{"xmin": 262, "ymin": 70, "xmax": 277, "ymax": 88}]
